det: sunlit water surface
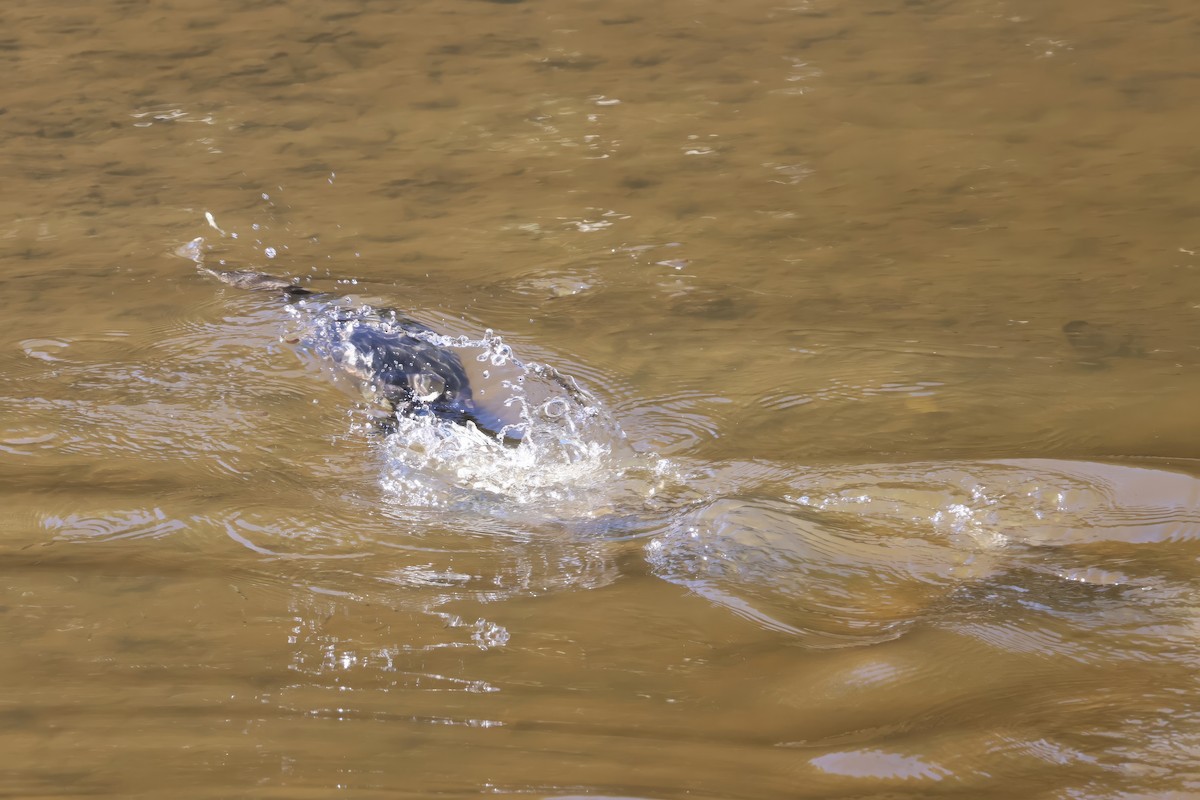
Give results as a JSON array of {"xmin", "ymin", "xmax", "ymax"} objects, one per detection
[{"xmin": 2, "ymin": 0, "xmax": 1199, "ymax": 797}]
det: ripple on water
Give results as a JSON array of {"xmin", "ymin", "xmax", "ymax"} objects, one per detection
[
  {"xmin": 644, "ymin": 458, "xmax": 1200, "ymax": 649},
  {"xmin": 0, "ymin": 427, "xmax": 57, "ymax": 456},
  {"xmin": 810, "ymin": 749, "xmax": 953, "ymax": 781},
  {"xmin": 646, "ymin": 497, "xmax": 989, "ymax": 646},
  {"xmin": 18, "ymin": 338, "xmax": 71, "ymax": 363},
  {"xmin": 42, "ymin": 507, "xmax": 188, "ymax": 542},
  {"xmin": 617, "ymin": 390, "xmax": 731, "ymax": 454},
  {"xmin": 782, "ymin": 458, "xmax": 1200, "ymax": 554},
  {"xmin": 492, "ymin": 265, "xmax": 600, "ymax": 302}
]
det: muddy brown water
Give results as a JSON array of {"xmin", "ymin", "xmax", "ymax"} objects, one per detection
[{"xmin": 2, "ymin": 0, "xmax": 1199, "ymax": 797}]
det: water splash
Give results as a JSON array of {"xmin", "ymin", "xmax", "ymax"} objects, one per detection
[
  {"xmin": 180, "ymin": 230, "xmax": 674, "ymax": 523},
  {"xmin": 372, "ymin": 324, "xmax": 672, "ymax": 520}
]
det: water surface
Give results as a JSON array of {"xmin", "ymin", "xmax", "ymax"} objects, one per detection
[{"xmin": 2, "ymin": 0, "xmax": 1199, "ymax": 796}]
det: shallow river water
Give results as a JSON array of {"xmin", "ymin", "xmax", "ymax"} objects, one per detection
[{"xmin": 2, "ymin": 0, "xmax": 1199, "ymax": 797}]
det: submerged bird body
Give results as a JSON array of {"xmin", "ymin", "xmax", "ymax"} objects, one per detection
[{"xmin": 201, "ymin": 267, "xmax": 509, "ymax": 438}]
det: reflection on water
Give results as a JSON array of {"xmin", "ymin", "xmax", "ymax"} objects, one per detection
[{"xmin": 2, "ymin": 0, "xmax": 1200, "ymax": 796}]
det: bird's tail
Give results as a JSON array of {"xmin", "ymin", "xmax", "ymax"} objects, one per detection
[{"xmin": 198, "ymin": 266, "xmax": 314, "ymax": 297}]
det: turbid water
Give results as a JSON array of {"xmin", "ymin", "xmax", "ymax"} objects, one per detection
[{"xmin": 1, "ymin": 0, "xmax": 1199, "ymax": 797}]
